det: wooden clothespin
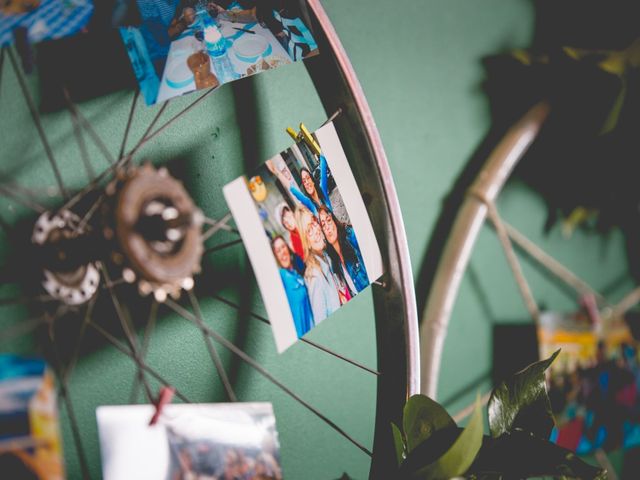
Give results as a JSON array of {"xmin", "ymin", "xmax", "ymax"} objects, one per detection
[
  {"xmin": 149, "ymin": 386, "xmax": 175, "ymax": 426},
  {"xmin": 285, "ymin": 124, "xmax": 322, "ymax": 156},
  {"xmin": 299, "ymin": 123, "xmax": 321, "ymax": 156},
  {"xmin": 286, "ymin": 126, "xmax": 299, "ymax": 143}
]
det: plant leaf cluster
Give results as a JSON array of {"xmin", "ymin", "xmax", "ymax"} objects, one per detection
[
  {"xmin": 481, "ymin": 2, "xmax": 640, "ymax": 282},
  {"xmin": 392, "ymin": 351, "xmax": 606, "ymax": 479}
]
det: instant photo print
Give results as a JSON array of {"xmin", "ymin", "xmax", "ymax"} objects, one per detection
[
  {"xmin": 224, "ymin": 122, "xmax": 384, "ymax": 352},
  {"xmin": 97, "ymin": 402, "xmax": 282, "ymax": 480},
  {"xmin": 118, "ymin": 0, "xmax": 319, "ymax": 105},
  {"xmin": 0, "ymin": 0, "xmax": 94, "ymax": 46},
  {"xmin": 539, "ymin": 311, "xmax": 640, "ymax": 454}
]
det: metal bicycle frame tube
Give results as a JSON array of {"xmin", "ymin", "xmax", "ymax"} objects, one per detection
[
  {"xmin": 419, "ymin": 102, "xmax": 550, "ymax": 400},
  {"xmin": 300, "ymin": 1, "xmax": 420, "ymax": 476}
]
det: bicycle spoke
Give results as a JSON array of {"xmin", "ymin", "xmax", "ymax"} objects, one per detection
[
  {"xmin": 321, "ymin": 108, "xmax": 343, "ymax": 127},
  {"xmin": 75, "ymin": 193, "xmax": 104, "ymax": 233},
  {"xmin": 0, "ymin": 180, "xmax": 52, "ymax": 200},
  {"xmin": 164, "ymin": 298, "xmax": 373, "ymax": 457},
  {"xmin": 63, "ymin": 88, "xmax": 115, "ymax": 166},
  {"xmin": 124, "ymin": 101, "xmax": 169, "ymax": 162},
  {"xmin": 452, "ymin": 391, "xmax": 492, "ymax": 423},
  {"xmin": 47, "ymin": 328, "xmax": 92, "ymax": 480},
  {"xmin": 63, "ymin": 297, "xmax": 96, "ymax": 383},
  {"xmin": 118, "ymin": 89, "xmax": 140, "ymax": 160},
  {"xmin": 202, "ymin": 213, "xmax": 235, "ymax": 241},
  {"xmin": 188, "ymin": 291, "xmax": 237, "ymax": 402},
  {"xmin": 64, "ymin": 89, "xmax": 94, "ymax": 181},
  {"xmin": 59, "ymin": 384, "xmax": 92, "ymax": 480},
  {"xmin": 480, "ymin": 197, "xmax": 540, "ymax": 323},
  {"xmin": 6, "ymin": 48, "xmax": 68, "ymax": 200},
  {"xmin": 212, "ymin": 294, "xmax": 381, "ymax": 376},
  {"xmin": 56, "ymin": 152, "xmax": 129, "ymax": 223},
  {"xmin": 126, "ymin": 89, "xmax": 215, "ymax": 160},
  {"xmin": 139, "ymin": 300, "xmax": 159, "ymax": 358},
  {"xmin": 611, "ymin": 285, "xmax": 640, "ymax": 319},
  {"xmin": 130, "ymin": 299, "xmax": 158, "ymax": 404},
  {"xmin": 0, "ymin": 294, "xmax": 56, "ymax": 307},
  {"xmin": 500, "ymin": 220, "xmax": 606, "ymax": 305},
  {"xmin": 100, "ymin": 264, "xmax": 154, "ymax": 402},
  {"xmin": 87, "ymin": 319, "xmax": 191, "ymax": 403},
  {"xmin": 204, "ymin": 238, "xmax": 243, "ymax": 255},
  {"xmin": 0, "ymin": 315, "xmax": 48, "ymax": 343},
  {"xmin": 60, "ymin": 91, "xmax": 215, "ymax": 214},
  {"xmin": 0, "ymin": 184, "xmax": 46, "ymax": 213},
  {"xmin": 101, "ymin": 277, "xmax": 126, "ymax": 290}
]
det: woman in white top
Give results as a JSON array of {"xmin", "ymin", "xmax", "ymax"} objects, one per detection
[{"xmin": 296, "ymin": 207, "xmax": 341, "ymax": 323}]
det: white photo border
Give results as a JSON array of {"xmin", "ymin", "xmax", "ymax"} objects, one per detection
[{"xmin": 224, "ymin": 121, "xmax": 383, "ymax": 352}]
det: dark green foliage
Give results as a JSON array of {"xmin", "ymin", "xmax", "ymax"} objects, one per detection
[
  {"xmin": 468, "ymin": 430, "xmax": 606, "ymax": 480},
  {"xmin": 393, "ymin": 351, "xmax": 606, "ymax": 479},
  {"xmin": 487, "ymin": 349, "xmax": 559, "ymax": 439},
  {"xmin": 403, "ymin": 394, "xmax": 455, "ymax": 453}
]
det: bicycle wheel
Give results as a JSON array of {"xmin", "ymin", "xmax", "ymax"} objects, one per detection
[
  {"xmin": 420, "ymin": 100, "xmax": 636, "ymax": 407},
  {"xmin": 0, "ymin": 1, "xmax": 419, "ymax": 479}
]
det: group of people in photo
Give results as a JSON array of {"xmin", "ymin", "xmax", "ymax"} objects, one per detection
[
  {"xmin": 131, "ymin": 0, "xmax": 293, "ymax": 71},
  {"xmin": 548, "ymin": 340, "xmax": 640, "ymax": 454},
  {"xmin": 258, "ymin": 146, "xmax": 370, "ymax": 338},
  {"xmin": 168, "ymin": 426, "xmax": 282, "ymax": 479}
]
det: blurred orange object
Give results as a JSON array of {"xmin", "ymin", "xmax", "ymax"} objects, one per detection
[{"xmin": 0, "ymin": 0, "xmax": 41, "ymax": 15}]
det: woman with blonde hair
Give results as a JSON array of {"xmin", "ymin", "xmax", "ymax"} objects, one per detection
[{"xmin": 296, "ymin": 207, "xmax": 346, "ymax": 323}]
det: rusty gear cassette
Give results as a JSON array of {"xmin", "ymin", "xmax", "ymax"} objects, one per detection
[{"xmin": 103, "ymin": 163, "xmax": 204, "ymax": 302}]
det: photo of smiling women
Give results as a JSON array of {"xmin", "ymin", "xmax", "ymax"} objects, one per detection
[
  {"xmin": 267, "ymin": 153, "xmax": 332, "ymax": 217},
  {"xmin": 296, "ymin": 207, "xmax": 343, "ymax": 322},
  {"xmin": 224, "ymin": 122, "xmax": 383, "ymax": 352}
]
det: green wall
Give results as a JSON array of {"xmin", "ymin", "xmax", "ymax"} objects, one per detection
[{"xmin": 0, "ymin": 1, "xmax": 633, "ymax": 478}]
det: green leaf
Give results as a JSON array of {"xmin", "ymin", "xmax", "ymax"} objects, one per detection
[
  {"xmin": 412, "ymin": 396, "xmax": 484, "ymax": 479},
  {"xmin": 597, "ymin": 52, "xmax": 626, "ymax": 76},
  {"xmin": 488, "ymin": 350, "xmax": 560, "ymax": 439},
  {"xmin": 391, "ymin": 422, "xmax": 406, "ymax": 466},
  {"xmin": 600, "ymin": 78, "xmax": 627, "ymax": 134},
  {"xmin": 469, "ymin": 429, "xmax": 607, "ymax": 479},
  {"xmin": 510, "ymin": 49, "xmax": 532, "ymax": 65},
  {"xmin": 403, "ymin": 394, "xmax": 455, "ymax": 452}
]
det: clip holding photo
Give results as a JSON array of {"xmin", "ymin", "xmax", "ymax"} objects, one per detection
[
  {"xmin": 149, "ymin": 386, "xmax": 175, "ymax": 426},
  {"xmin": 225, "ymin": 121, "xmax": 383, "ymax": 352},
  {"xmin": 286, "ymin": 126, "xmax": 299, "ymax": 143},
  {"xmin": 299, "ymin": 123, "xmax": 322, "ymax": 156}
]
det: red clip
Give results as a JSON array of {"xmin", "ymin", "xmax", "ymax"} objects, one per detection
[{"xmin": 149, "ymin": 386, "xmax": 175, "ymax": 426}]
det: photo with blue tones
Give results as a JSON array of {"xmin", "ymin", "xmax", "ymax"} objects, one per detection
[
  {"xmin": 119, "ymin": 0, "xmax": 319, "ymax": 105},
  {"xmin": 225, "ymin": 122, "xmax": 383, "ymax": 352},
  {"xmin": 540, "ymin": 310, "xmax": 640, "ymax": 461},
  {"xmin": 0, "ymin": 0, "xmax": 93, "ymax": 46}
]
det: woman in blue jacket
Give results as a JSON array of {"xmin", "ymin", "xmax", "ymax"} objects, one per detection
[
  {"xmin": 318, "ymin": 206, "xmax": 369, "ymax": 294},
  {"xmin": 289, "ymin": 155, "xmax": 333, "ymax": 216},
  {"xmin": 271, "ymin": 235, "xmax": 314, "ymax": 338}
]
